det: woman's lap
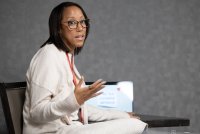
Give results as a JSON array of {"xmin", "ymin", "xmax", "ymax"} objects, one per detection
[{"xmin": 57, "ymin": 118, "xmax": 147, "ymax": 134}]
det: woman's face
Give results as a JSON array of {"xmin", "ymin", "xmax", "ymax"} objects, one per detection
[{"xmin": 60, "ymin": 6, "xmax": 87, "ymax": 52}]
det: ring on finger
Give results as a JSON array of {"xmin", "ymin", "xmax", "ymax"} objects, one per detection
[{"xmin": 88, "ymin": 85, "xmax": 92, "ymax": 90}]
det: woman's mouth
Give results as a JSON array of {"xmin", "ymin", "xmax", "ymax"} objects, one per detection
[{"xmin": 75, "ymin": 35, "xmax": 85, "ymax": 41}]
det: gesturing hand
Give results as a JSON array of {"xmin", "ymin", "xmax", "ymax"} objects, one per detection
[{"xmin": 74, "ymin": 76, "xmax": 106, "ymax": 105}]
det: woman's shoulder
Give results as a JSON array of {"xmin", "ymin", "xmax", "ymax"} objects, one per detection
[
  {"xmin": 41, "ymin": 43, "xmax": 60, "ymax": 53},
  {"xmin": 36, "ymin": 44, "xmax": 63, "ymax": 58},
  {"xmin": 29, "ymin": 44, "xmax": 63, "ymax": 65}
]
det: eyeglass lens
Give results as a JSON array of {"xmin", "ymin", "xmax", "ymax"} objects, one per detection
[{"xmin": 67, "ymin": 19, "xmax": 89, "ymax": 29}]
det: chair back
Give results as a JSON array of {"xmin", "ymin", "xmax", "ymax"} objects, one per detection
[{"xmin": 0, "ymin": 82, "xmax": 26, "ymax": 134}]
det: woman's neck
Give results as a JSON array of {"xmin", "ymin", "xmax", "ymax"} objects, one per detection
[
  {"xmin": 67, "ymin": 45, "xmax": 75, "ymax": 54},
  {"xmin": 62, "ymin": 38, "xmax": 75, "ymax": 54},
  {"xmin": 69, "ymin": 49, "xmax": 74, "ymax": 54}
]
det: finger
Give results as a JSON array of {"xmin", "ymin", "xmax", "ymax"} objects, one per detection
[
  {"xmin": 76, "ymin": 76, "xmax": 84, "ymax": 88},
  {"xmin": 91, "ymin": 81, "xmax": 106, "ymax": 93},
  {"xmin": 128, "ymin": 112, "xmax": 135, "ymax": 116},
  {"xmin": 132, "ymin": 112, "xmax": 136, "ymax": 115},
  {"xmin": 129, "ymin": 113, "xmax": 140, "ymax": 119},
  {"xmin": 90, "ymin": 85, "xmax": 105, "ymax": 94},
  {"xmin": 90, "ymin": 79, "xmax": 104, "ymax": 88},
  {"xmin": 88, "ymin": 80, "xmax": 106, "ymax": 90},
  {"xmin": 133, "ymin": 116, "xmax": 140, "ymax": 120},
  {"xmin": 88, "ymin": 85, "xmax": 93, "ymax": 90},
  {"xmin": 94, "ymin": 81, "xmax": 106, "ymax": 89},
  {"xmin": 89, "ymin": 92, "xmax": 103, "ymax": 99}
]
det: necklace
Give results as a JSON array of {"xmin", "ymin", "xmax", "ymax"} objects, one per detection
[{"xmin": 66, "ymin": 53, "xmax": 77, "ymax": 85}]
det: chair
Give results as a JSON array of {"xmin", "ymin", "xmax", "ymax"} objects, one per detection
[{"xmin": 0, "ymin": 82, "xmax": 26, "ymax": 134}]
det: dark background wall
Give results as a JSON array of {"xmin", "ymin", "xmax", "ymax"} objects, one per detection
[{"xmin": 0, "ymin": 0, "xmax": 200, "ymax": 133}]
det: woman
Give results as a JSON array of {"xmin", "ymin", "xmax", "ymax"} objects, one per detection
[{"xmin": 23, "ymin": 2, "xmax": 147, "ymax": 134}]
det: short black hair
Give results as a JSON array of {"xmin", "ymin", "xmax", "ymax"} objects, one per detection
[{"xmin": 41, "ymin": 2, "xmax": 90, "ymax": 55}]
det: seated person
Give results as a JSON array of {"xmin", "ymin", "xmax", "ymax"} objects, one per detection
[{"xmin": 23, "ymin": 2, "xmax": 147, "ymax": 134}]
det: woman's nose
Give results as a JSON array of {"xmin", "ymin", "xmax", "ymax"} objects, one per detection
[{"xmin": 76, "ymin": 22, "xmax": 83, "ymax": 31}]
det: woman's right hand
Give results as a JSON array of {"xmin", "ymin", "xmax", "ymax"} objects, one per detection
[{"xmin": 74, "ymin": 76, "xmax": 106, "ymax": 105}]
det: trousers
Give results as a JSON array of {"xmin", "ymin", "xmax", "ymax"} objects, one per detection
[{"xmin": 57, "ymin": 118, "xmax": 147, "ymax": 134}]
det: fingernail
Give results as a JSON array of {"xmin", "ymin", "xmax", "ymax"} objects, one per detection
[
  {"xmin": 97, "ymin": 79, "xmax": 103, "ymax": 82},
  {"xmin": 102, "ymin": 81, "xmax": 106, "ymax": 84},
  {"xmin": 102, "ymin": 85, "xmax": 105, "ymax": 88}
]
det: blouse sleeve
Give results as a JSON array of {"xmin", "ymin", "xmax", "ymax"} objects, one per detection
[{"xmin": 27, "ymin": 47, "xmax": 80, "ymax": 123}]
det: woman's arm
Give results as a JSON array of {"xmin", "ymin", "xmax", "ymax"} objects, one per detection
[
  {"xmin": 27, "ymin": 46, "xmax": 80, "ymax": 123},
  {"xmin": 29, "ymin": 82, "xmax": 80, "ymax": 123}
]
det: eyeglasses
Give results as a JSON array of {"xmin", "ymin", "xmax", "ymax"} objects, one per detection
[{"xmin": 63, "ymin": 19, "xmax": 90, "ymax": 30}]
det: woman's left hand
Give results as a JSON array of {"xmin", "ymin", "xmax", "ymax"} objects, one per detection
[{"xmin": 127, "ymin": 112, "xmax": 140, "ymax": 119}]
